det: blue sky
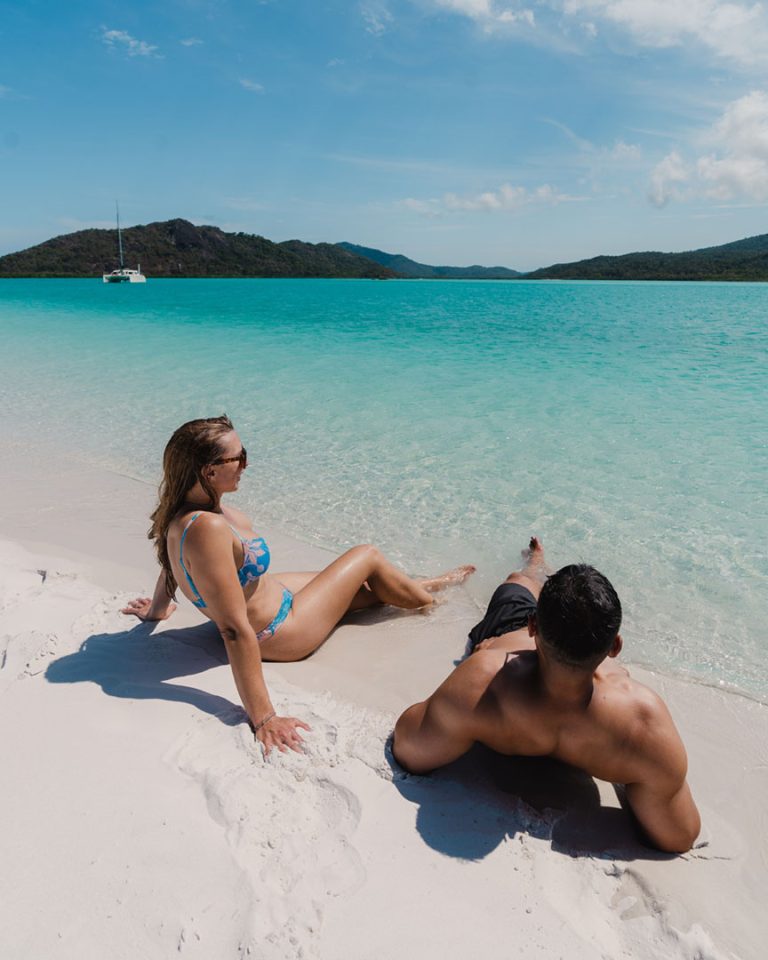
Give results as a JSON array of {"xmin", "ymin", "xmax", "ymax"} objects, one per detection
[{"xmin": 2, "ymin": 0, "xmax": 768, "ymax": 270}]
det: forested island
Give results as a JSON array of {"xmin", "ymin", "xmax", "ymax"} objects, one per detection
[
  {"xmin": 0, "ymin": 220, "xmax": 395, "ymax": 279},
  {"xmin": 2, "ymin": 219, "xmax": 768, "ymax": 280},
  {"xmin": 337, "ymin": 242, "xmax": 522, "ymax": 279},
  {"xmin": 527, "ymin": 233, "xmax": 768, "ymax": 281}
]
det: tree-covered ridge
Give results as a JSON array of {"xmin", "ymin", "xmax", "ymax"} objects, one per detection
[
  {"xmin": 337, "ymin": 242, "xmax": 522, "ymax": 279},
  {"xmin": 0, "ymin": 219, "xmax": 395, "ymax": 279},
  {"xmin": 527, "ymin": 233, "xmax": 768, "ymax": 280}
]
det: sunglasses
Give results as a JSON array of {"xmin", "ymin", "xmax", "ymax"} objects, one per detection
[{"xmin": 212, "ymin": 447, "xmax": 247, "ymax": 467}]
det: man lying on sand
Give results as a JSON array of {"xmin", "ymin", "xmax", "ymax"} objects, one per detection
[{"xmin": 393, "ymin": 539, "xmax": 701, "ymax": 853}]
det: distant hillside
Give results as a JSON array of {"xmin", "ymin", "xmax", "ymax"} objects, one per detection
[
  {"xmin": 337, "ymin": 242, "xmax": 521, "ymax": 279},
  {"xmin": 0, "ymin": 220, "xmax": 395, "ymax": 279},
  {"xmin": 528, "ymin": 233, "xmax": 768, "ymax": 281}
]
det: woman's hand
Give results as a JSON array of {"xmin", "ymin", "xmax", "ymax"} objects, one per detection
[
  {"xmin": 255, "ymin": 714, "xmax": 312, "ymax": 756},
  {"xmin": 121, "ymin": 597, "xmax": 177, "ymax": 621}
]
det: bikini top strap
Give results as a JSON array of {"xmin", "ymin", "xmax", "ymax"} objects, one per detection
[
  {"xmin": 226, "ymin": 522, "xmax": 248, "ymax": 544},
  {"xmin": 179, "ymin": 512, "xmax": 206, "ymax": 606}
]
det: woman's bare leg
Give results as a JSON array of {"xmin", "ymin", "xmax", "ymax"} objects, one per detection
[
  {"xmin": 260, "ymin": 545, "xmax": 473, "ymax": 661},
  {"xmin": 274, "ymin": 562, "xmax": 476, "ymax": 615},
  {"xmin": 273, "ymin": 571, "xmax": 385, "ymax": 613},
  {"xmin": 419, "ymin": 565, "xmax": 476, "ymax": 593}
]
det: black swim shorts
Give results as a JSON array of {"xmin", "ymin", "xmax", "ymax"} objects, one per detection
[{"xmin": 468, "ymin": 582, "xmax": 537, "ymax": 651}]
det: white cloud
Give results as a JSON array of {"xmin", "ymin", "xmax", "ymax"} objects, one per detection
[
  {"xmin": 0, "ymin": 85, "xmax": 11, "ymax": 98},
  {"xmin": 100, "ymin": 27, "xmax": 160, "ymax": 58},
  {"xmin": 648, "ymin": 91, "xmax": 768, "ymax": 204},
  {"xmin": 649, "ymin": 150, "xmax": 690, "ymax": 206},
  {"xmin": 180, "ymin": 37, "xmax": 203, "ymax": 47},
  {"xmin": 430, "ymin": 1, "xmax": 535, "ymax": 30},
  {"xmin": 561, "ymin": 0, "xmax": 768, "ymax": 68},
  {"xmin": 401, "ymin": 182, "xmax": 582, "ymax": 214},
  {"xmin": 698, "ymin": 90, "xmax": 768, "ymax": 200},
  {"xmin": 698, "ymin": 153, "xmax": 768, "ymax": 199},
  {"xmin": 610, "ymin": 139, "xmax": 642, "ymax": 161},
  {"xmin": 239, "ymin": 78, "xmax": 265, "ymax": 93},
  {"xmin": 545, "ymin": 120, "xmax": 644, "ymax": 192},
  {"xmin": 361, "ymin": 1, "xmax": 394, "ymax": 34},
  {"xmin": 706, "ymin": 89, "xmax": 768, "ymax": 159},
  {"xmin": 435, "ymin": 0, "xmax": 493, "ymax": 14},
  {"xmin": 421, "ymin": 0, "xmax": 768, "ymax": 64},
  {"xmin": 327, "ymin": 58, "xmax": 345, "ymax": 67}
]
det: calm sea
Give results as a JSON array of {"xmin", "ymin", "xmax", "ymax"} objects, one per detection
[{"xmin": 1, "ymin": 278, "xmax": 766, "ymax": 699}]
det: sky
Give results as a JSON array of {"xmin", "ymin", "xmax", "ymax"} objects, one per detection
[{"xmin": 2, "ymin": 1, "xmax": 768, "ymax": 270}]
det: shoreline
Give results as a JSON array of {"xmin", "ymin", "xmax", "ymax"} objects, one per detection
[
  {"xmin": 1, "ymin": 442, "xmax": 767, "ymax": 958},
  {"xmin": 5, "ymin": 276, "xmax": 768, "ymax": 284},
  {"xmin": 3, "ymin": 434, "xmax": 763, "ymax": 708}
]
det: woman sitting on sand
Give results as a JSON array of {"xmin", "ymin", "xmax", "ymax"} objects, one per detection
[{"xmin": 123, "ymin": 415, "xmax": 473, "ymax": 755}]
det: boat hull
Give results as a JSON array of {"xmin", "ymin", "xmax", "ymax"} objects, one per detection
[{"xmin": 102, "ymin": 270, "xmax": 146, "ymax": 283}]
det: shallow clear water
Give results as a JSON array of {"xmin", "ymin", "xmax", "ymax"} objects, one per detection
[{"xmin": 1, "ymin": 278, "xmax": 766, "ymax": 698}]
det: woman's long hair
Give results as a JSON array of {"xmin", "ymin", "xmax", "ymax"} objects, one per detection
[{"xmin": 149, "ymin": 415, "xmax": 234, "ymax": 598}]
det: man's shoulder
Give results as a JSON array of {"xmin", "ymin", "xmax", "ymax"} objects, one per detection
[
  {"xmin": 441, "ymin": 650, "xmax": 503, "ymax": 697},
  {"xmin": 452, "ymin": 648, "xmax": 537, "ymax": 688},
  {"xmin": 604, "ymin": 672, "xmax": 669, "ymax": 727},
  {"xmin": 433, "ymin": 650, "xmax": 538, "ymax": 730},
  {"xmin": 429, "ymin": 650, "xmax": 511, "ymax": 713},
  {"xmin": 601, "ymin": 674, "xmax": 685, "ymax": 773}
]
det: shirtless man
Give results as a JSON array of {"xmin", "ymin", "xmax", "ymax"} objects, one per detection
[{"xmin": 393, "ymin": 540, "xmax": 701, "ymax": 853}]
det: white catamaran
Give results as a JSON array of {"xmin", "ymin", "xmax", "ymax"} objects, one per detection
[{"xmin": 102, "ymin": 203, "xmax": 146, "ymax": 283}]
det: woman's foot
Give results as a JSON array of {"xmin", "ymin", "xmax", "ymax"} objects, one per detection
[{"xmin": 420, "ymin": 564, "xmax": 477, "ymax": 593}]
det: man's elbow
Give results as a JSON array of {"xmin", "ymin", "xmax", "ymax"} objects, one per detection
[
  {"xmin": 656, "ymin": 809, "xmax": 701, "ymax": 854},
  {"xmin": 392, "ymin": 705, "xmax": 431, "ymax": 775},
  {"xmin": 651, "ymin": 825, "xmax": 699, "ymax": 854},
  {"xmin": 643, "ymin": 803, "xmax": 702, "ymax": 854}
]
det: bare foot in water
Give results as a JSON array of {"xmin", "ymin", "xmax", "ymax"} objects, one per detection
[
  {"xmin": 420, "ymin": 564, "xmax": 477, "ymax": 593},
  {"xmin": 520, "ymin": 537, "xmax": 551, "ymax": 583},
  {"xmin": 521, "ymin": 535, "xmax": 544, "ymax": 564}
]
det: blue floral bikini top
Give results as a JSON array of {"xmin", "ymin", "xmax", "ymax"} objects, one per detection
[{"xmin": 179, "ymin": 511, "xmax": 270, "ymax": 609}]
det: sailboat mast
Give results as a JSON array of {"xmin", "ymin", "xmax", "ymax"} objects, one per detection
[{"xmin": 116, "ymin": 201, "xmax": 124, "ymax": 269}]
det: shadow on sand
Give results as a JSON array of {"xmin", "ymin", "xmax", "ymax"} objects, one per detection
[
  {"xmin": 47, "ymin": 619, "xmax": 670, "ymax": 864},
  {"xmin": 389, "ymin": 744, "xmax": 674, "ymax": 863},
  {"xmin": 45, "ymin": 620, "xmax": 245, "ymax": 725}
]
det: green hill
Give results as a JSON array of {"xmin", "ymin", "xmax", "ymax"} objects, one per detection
[
  {"xmin": 337, "ymin": 242, "xmax": 521, "ymax": 279},
  {"xmin": 0, "ymin": 219, "xmax": 395, "ymax": 279},
  {"xmin": 527, "ymin": 233, "xmax": 768, "ymax": 281}
]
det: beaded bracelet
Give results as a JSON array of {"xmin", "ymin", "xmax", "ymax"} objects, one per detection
[{"xmin": 252, "ymin": 711, "xmax": 276, "ymax": 733}]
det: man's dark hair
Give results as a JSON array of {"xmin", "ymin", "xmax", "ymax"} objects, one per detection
[{"xmin": 536, "ymin": 564, "xmax": 622, "ymax": 668}]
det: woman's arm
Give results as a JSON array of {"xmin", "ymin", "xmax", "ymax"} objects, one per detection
[
  {"xmin": 185, "ymin": 515, "xmax": 310, "ymax": 755},
  {"xmin": 122, "ymin": 572, "xmax": 177, "ymax": 621}
]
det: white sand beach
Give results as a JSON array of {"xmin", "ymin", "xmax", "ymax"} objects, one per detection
[{"xmin": 1, "ymin": 442, "xmax": 766, "ymax": 960}]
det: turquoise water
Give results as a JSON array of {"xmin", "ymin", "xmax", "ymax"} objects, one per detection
[{"xmin": 1, "ymin": 278, "xmax": 766, "ymax": 698}]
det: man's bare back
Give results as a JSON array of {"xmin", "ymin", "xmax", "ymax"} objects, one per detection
[{"xmin": 393, "ymin": 542, "xmax": 701, "ymax": 853}]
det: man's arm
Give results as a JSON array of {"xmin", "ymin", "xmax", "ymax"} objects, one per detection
[
  {"xmin": 393, "ymin": 657, "xmax": 493, "ymax": 774},
  {"xmin": 625, "ymin": 779, "xmax": 700, "ymax": 854},
  {"xmin": 623, "ymin": 698, "xmax": 701, "ymax": 853}
]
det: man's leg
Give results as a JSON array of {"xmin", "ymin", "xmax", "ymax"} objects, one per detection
[
  {"xmin": 467, "ymin": 538, "xmax": 550, "ymax": 653},
  {"xmin": 503, "ymin": 536, "xmax": 550, "ymax": 600}
]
